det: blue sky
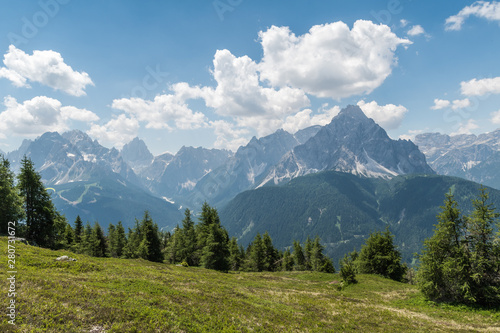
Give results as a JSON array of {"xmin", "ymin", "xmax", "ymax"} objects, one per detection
[{"xmin": 1, "ymin": 0, "xmax": 500, "ymax": 155}]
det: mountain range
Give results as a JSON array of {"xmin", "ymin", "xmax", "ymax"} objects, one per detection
[{"xmin": 3, "ymin": 104, "xmax": 500, "ymax": 264}]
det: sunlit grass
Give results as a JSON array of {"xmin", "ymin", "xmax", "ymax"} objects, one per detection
[{"xmin": 1, "ymin": 237, "xmax": 498, "ymax": 332}]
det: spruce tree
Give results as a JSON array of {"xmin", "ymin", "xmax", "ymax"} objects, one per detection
[
  {"xmin": 356, "ymin": 227, "xmax": 406, "ymax": 281},
  {"xmin": 304, "ymin": 236, "xmax": 313, "ymax": 270},
  {"xmin": 248, "ymin": 233, "xmax": 264, "ymax": 272},
  {"xmin": 80, "ymin": 222, "xmax": 93, "ymax": 255},
  {"xmin": 17, "ymin": 156, "xmax": 58, "ymax": 248},
  {"xmin": 200, "ymin": 221, "xmax": 230, "ymax": 271},
  {"xmin": 107, "ymin": 223, "xmax": 117, "ymax": 257},
  {"xmin": 180, "ymin": 209, "xmax": 197, "ymax": 265},
  {"xmin": 73, "ymin": 215, "xmax": 83, "ymax": 244},
  {"xmin": 114, "ymin": 221, "xmax": 127, "ymax": 258},
  {"xmin": 262, "ymin": 232, "xmax": 279, "ymax": 272},
  {"xmin": 293, "ymin": 240, "xmax": 306, "ymax": 271},
  {"xmin": 90, "ymin": 222, "xmax": 107, "ymax": 257},
  {"xmin": 310, "ymin": 236, "xmax": 335, "ymax": 273},
  {"xmin": 140, "ymin": 211, "xmax": 163, "ymax": 262},
  {"xmin": 281, "ymin": 248, "xmax": 294, "ymax": 271},
  {"xmin": 228, "ymin": 237, "xmax": 244, "ymax": 271},
  {"xmin": 0, "ymin": 155, "xmax": 24, "ymax": 235}
]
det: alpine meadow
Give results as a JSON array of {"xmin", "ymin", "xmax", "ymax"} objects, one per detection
[{"xmin": 2, "ymin": 1, "xmax": 500, "ymax": 332}]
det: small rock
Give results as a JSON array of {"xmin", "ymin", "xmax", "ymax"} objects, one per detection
[{"xmin": 55, "ymin": 255, "xmax": 77, "ymax": 262}]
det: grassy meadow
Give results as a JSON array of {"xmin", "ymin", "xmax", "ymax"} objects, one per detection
[{"xmin": 1, "ymin": 237, "xmax": 499, "ymax": 332}]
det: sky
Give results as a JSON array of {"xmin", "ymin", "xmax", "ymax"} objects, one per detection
[{"xmin": 0, "ymin": 0, "xmax": 500, "ymax": 155}]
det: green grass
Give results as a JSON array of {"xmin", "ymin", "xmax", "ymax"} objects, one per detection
[{"xmin": 1, "ymin": 237, "xmax": 499, "ymax": 332}]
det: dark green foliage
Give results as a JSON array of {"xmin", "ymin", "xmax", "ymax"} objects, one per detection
[
  {"xmin": 140, "ymin": 211, "xmax": 163, "ymax": 262},
  {"xmin": 281, "ymin": 248, "xmax": 294, "ymax": 271},
  {"xmin": 114, "ymin": 221, "xmax": 127, "ymax": 258},
  {"xmin": 248, "ymin": 233, "xmax": 264, "ymax": 272},
  {"xmin": 0, "ymin": 155, "xmax": 24, "ymax": 235},
  {"xmin": 356, "ymin": 228, "xmax": 407, "ymax": 281},
  {"xmin": 228, "ymin": 237, "xmax": 244, "ymax": 271},
  {"xmin": 262, "ymin": 232, "xmax": 280, "ymax": 271},
  {"xmin": 90, "ymin": 222, "xmax": 107, "ymax": 257},
  {"xmin": 80, "ymin": 223, "xmax": 93, "ymax": 255},
  {"xmin": 200, "ymin": 221, "xmax": 230, "ymax": 271},
  {"xmin": 311, "ymin": 236, "xmax": 335, "ymax": 273},
  {"xmin": 17, "ymin": 156, "xmax": 58, "ymax": 248},
  {"xmin": 418, "ymin": 188, "xmax": 500, "ymax": 306},
  {"xmin": 164, "ymin": 225, "xmax": 182, "ymax": 264},
  {"xmin": 73, "ymin": 215, "xmax": 83, "ymax": 244},
  {"xmin": 293, "ymin": 240, "xmax": 306, "ymax": 271},
  {"xmin": 339, "ymin": 250, "xmax": 358, "ymax": 285},
  {"xmin": 180, "ymin": 209, "xmax": 197, "ymax": 265}
]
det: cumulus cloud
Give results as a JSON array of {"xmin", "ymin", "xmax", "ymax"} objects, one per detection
[
  {"xmin": 400, "ymin": 19, "xmax": 409, "ymax": 28},
  {"xmin": 399, "ymin": 129, "xmax": 424, "ymax": 141},
  {"xmin": 282, "ymin": 105, "xmax": 340, "ymax": 134},
  {"xmin": 460, "ymin": 77, "xmax": 500, "ymax": 96},
  {"xmin": 258, "ymin": 20, "xmax": 411, "ymax": 99},
  {"xmin": 451, "ymin": 119, "xmax": 479, "ymax": 135},
  {"xmin": 431, "ymin": 98, "xmax": 471, "ymax": 110},
  {"xmin": 431, "ymin": 99, "xmax": 451, "ymax": 110},
  {"xmin": 491, "ymin": 109, "xmax": 500, "ymax": 124},
  {"xmin": 357, "ymin": 100, "xmax": 408, "ymax": 130},
  {"xmin": 407, "ymin": 25, "xmax": 425, "ymax": 36},
  {"xmin": 209, "ymin": 120, "xmax": 250, "ymax": 151},
  {"xmin": 0, "ymin": 45, "xmax": 94, "ymax": 96},
  {"xmin": 87, "ymin": 114, "xmax": 140, "ymax": 150},
  {"xmin": 0, "ymin": 96, "xmax": 99, "ymax": 139},
  {"xmin": 445, "ymin": 1, "xmax": 500, "ymax": 31}
]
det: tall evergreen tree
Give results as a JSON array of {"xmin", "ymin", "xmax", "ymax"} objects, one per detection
[
  {"xmin": 90, "ymin": 222, "xmax": 107, "ymax": 257},
  {"xmin": 304, "ymin": 236, "xmax": 313, "ymax": 270},
  {"xmin": 180, "ymin": 209, "xmax": 197, "ymax": 265},
  {"xmin": 293, "ymin": 240, "xmax": 306, "ymax": 271},
  {"xmin": 281, "ymin": 248, "xmax": 294, "ymax": 271},
  {"xmin": 73, "ymin": 215, "xmax": 83, "ymax": 244},
  {"xmin": 248, "ymin": 233, "xmax": 264, "ymax": 272},
  {"xmin": 140, "ymin": 211, "xmax": 163, "ymax": 262},
  {"xmin": 0, "ymin": 155, "xmax": 24, "ymax": 235},
  {"xmin": 228, "ymin": 237, "xmax": 244, "ymax": 271},
  {"xmin": 200, "ymin": 218, "xmax": 230, "ymax": 272},
  {"xmin": 80, "ymin": 222, "xmax": 93, "ymax": 255},
  {"xmin": 114, "ymin": 221, "xmax": 127, "ymax": 258},
  {"xmin": 311, "ymin": 236, "xmax": 335, "ymax": 273},
  {"xmin": 17, "ymin": 156, "xmax": 58, "ymax": 248},
  {"xmin": 107, "ymin": 223, "xmax": 117, "ymax": 257},
  {"xmin": 262, "ymin": 232, "xmax": 279, "ymax": 272}
]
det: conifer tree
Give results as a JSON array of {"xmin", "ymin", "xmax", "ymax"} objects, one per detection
[
  {"xmin": 262, "ymin": 232, "xmax": 279, "ymax": 272},
  {"xmin": 165, "ymin": 225, "xmax": 182, "ymax": 264},
  {"xmin": 0, "ymin": 155, "xmax": 24, "ymax": 235},
  {"xmin": 114, "ymin": 221, "xmax": 127, "ymax": 258},
  {"xmin": 248, "ymin": 233, "xmax": 264, "ymax": 272},
  {"xmin": 304, "ymin": 236, "xmax": 313, "ymax": 270},
  {"xmin": 228, "ymin": 237, "xmax": 244, "ymax": 271},
  {"xmin": 140, "ymin": 211, "xmax": 163, "ymax": 262},
  {"xmin": 17, "ymin": 156, "xmax": 58, "ymax": 247},
  {"xmin": 80, "ymin": 222, "xmax": 93, "ymax": 255},
  {"xmin": 293, "ymin": 240, "xmax": 306, "ymax": 271},
  {"xmin": 107, "ymin": 223, "xmax": 117, "ymax": 257},
  {"xmin": 200, "ymin": 221, "xmax": 230, "ymax": 271},
  {"xmin": 180, "ymin": 209, "xmax": 197, "ymax": 265},
  {"xmin": 310, "ymin": 236, "xmax": 335, "ymax": 273},
  {"xmin": 73, "ymin": 215, "xmax": 83, "ymax": 244},
  {"xmin": 356, "ymin": 227, "xmax": 406, "ymax": 281},
  {"xmin": 281, "ymin": 248, "xmax": 294, "ymax": 271},
  {"xmin": 90, "ymin": 222, "xmax": 107, "ymax": 257}
]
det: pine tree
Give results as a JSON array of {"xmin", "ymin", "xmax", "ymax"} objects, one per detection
[
  {"xmin": 248, "ymin": 233, "xmax": 264, "ymax": 272},
  {"xmin": 62, "ymin": 223, "xmax": 74, "ymax": 249},
  {"xmin": 123, "ymin": 219, "xmax": 142, "ymax": 259},
  {"xmin": 310, "ymin": 236, "xmax": 335, "ymax": 273},
  {"xmin": 339, "ymin": 251, "xmax": 358, "ymax": 285},
  {"xmin": 140, "ymin": 211, "xmax": 163, "ymax": 262},
  {"xmin": 107, "ymin": 223, "xmax": 117, "ymax": 257},
  {"xmin": 114, "ymin": 221, "xmax": 127, "ymax": 258},
  {"xmin": 228, "ymin": 237, "xmax": 244, "ymax": 271},
  {"xmin": 281, "ymin": 248, "xmax": 294, "ymax": 271},
  {"xmin": 304, "ymin": 236, "xmax": 313, "ymax": 270},
  {"xmin": 356, "ymin": 227, "xmax": 406, "ymax": 281},
  {"xmin": 80, "ymin": 222, "xmax": 93, "ymax": 255},
  {"xmin": 73, "ymin": 215, "xmax": 83, "ymax": 244},
  {"xmin": 0, "ymin": 155, "xmax": 24, "ymax": 235},
  {"xmin": 90, "ymin": 222, "xmax": 107, "ymax": 257},
  {"xmin": 262, "ymin": 232, "xmax": 279, "ymax": 272},
  {"xmin": 180, "ymin": 209, "xmax": 197, "ymax": 265},
  {"xmin": 165, "ymin": 225, "xmax": 182, "ymax": 264},
  {"xmin": 200, "ymin": 221, "xmax": 230, "ymax": 271},
  {"xmin": 293, "ymin": 240, "xmax": 306, "ymax": 271},
  {"xmin": 17, "ymin": 156, "xmax": 58, "ymax": 248}
]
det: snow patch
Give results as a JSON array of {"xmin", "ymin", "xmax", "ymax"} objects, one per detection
[
  {"xmin": 181, "ymin": 179, "xmax": 197, "ymax": 190},
  {"xmin": 162, "ymin": 196, "xmax": 175, "ymax": 204}
]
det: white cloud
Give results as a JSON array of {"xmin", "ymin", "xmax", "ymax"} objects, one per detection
[
  {"xmin": 491, "ymin": 109, "xmax": 500, "ymax": 124},
  {"xmin": 451, "ymin": 119, "xmax": 479, "ymax": 135},
  {"xmin": 111, "ymin": 93, "xmax": 207, "ymax": 131},
  {"xmin": 209, "ymin": 120, "xmax": 250, "ymax": 151},
  {"xmin": 445, "ymin": 1, "xmax": 500, "ymax": 31},
  {"xmin": 400, "ymin": 19, "xmax": 409, "ymax": 28},
  {"xmin": 0, "ymin": 96, "xmax": 99, "ymax": 138},
  {"xmin": 431, "ymin": 99, "xmax": 451, "ymax": 110},
  {"xmin": 282, "ymin": 105, "xmax": 340, "ymax": 134},
  {"xmin": 431, "ymin": 98, "xmax": 471, "ymax": 110},
  {"xmin": 0, "ymin": 45, "xmax": 94, "ymax": 96},
  {"xmin": 407, "ymin": 25, "xmax": 425, "ymax": 36},
  {"xmin": 460, "ymin": 77, "xmax": 500, "ymax": 96},
  {"xmin": 357, "ymin": 100, "xmax": 408, "ymax": 130},
  {"xmin": 87, "ymin": 114, "xmax": 140, "ymax": 149},
  {"xmin": 451, "ymin": 98, "xmax": 471, "ymax": 109},
  {"xmin": 258, "ymin": 20, "xmax": 411, "ymax": 99}
]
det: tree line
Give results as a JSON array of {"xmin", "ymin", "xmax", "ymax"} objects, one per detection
[{"xmin": 1, "ymin": 154, "xmax": 499, "ymax": 306}]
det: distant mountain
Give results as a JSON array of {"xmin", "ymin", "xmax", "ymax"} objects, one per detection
[
  {"xmin": 258, "ymin": 105, "xmax": 434, "ymax": 187},
  {"xmin": 7, "ymin": 131, "xmax": 181, "ymax": 229},
  {"xmin": 190, "ymin": 126, "xmax": 321, "ymax": 208},
  {"xmin": 220, "ymin": 171, "xmax": 500, "ymax": 265},
  {"xmin": 137, "ymin": 146, "xmax": 233, "ymax": 204},
  {"xmin": 121, "ymin": 137, "xmax": 154, "ymax": 173},
  {"xmin": 414, "ymin": 130, "xmax": 500, "ymax": 190}
]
